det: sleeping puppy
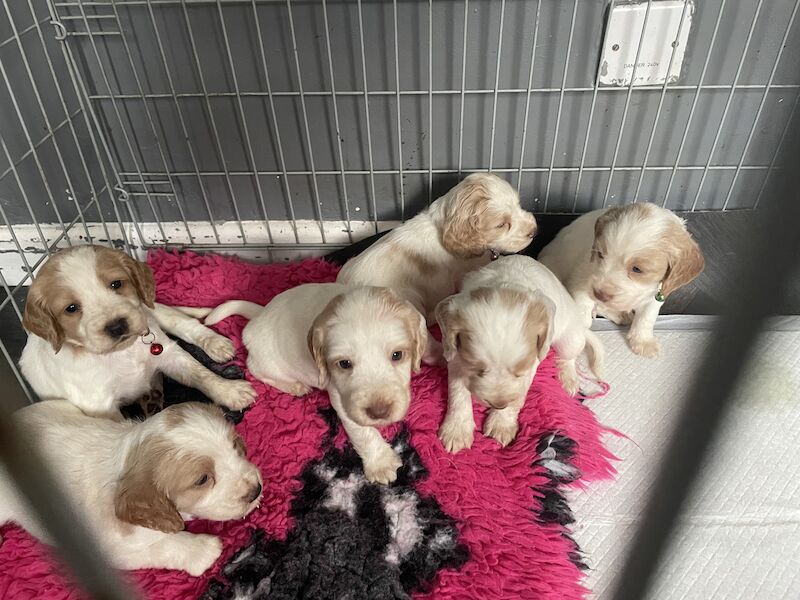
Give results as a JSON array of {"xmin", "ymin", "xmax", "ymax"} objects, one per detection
[
  {"xmin": 0, "ymin": 401, "xmax": 262, "ymax": 575},
  {"xmin": 19, "ymin": 245, "xmax": 256, "ymax": 419},
  {"xmin": 337, "ymin": 172, "xmax": 537, "ymax": 360},
  {"xmin": 204, "ymin": 285, "xmax": 426, "ymax": 484},
  {"xmin": 538, "ymin": 203, "xmax": 704, "ymax": 357},
  {"xmin": 435, "ymin": 255, "xmax": 604, "ymax": 452}
]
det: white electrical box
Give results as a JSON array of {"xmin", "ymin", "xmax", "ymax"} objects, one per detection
[{"xmin": 599, "ymin": 0, "xmax": 694, "ymax": 87}]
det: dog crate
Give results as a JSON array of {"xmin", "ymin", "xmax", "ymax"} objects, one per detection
[
  {"xmin": 1, "ymin": 0, "xmax": 799, "ymax": 596},
  {"xmin": 2, "ymin": 0, "xmax": 798, "ymax": 394}
]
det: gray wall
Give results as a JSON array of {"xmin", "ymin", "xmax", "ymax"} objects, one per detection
[{"xmin": 2, "ymin": 0, "xmax": 800, "ymax": 232}]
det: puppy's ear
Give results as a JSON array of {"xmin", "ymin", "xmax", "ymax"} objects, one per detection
[
  {"xmin": 442, "ymin": 174, "xmax": 490, "ymax": 258},
  {"xmin": 592, "ymin": 205, "xmax": 628, "ymax": 261},
  {"xmin": 525, "ymin": 293, "xmax": 555, "ymax": 361},
  {"xmin": 661, "ymin": 223, "xmax": 704, "ymax": 297},
  {"xmin": 114, "ymin": 441, "xmax": 184, "ymax": 534},
  {"xmin": 307, "ymin": 295, "xmax": 344, "ymax": 388},
  {"xmin": 96, "ymin": 247, "xmax": 156, "ymax": 308},
  {"xmin": 22, "ymin": 282, "xmax": 65, "ymax": 353},
  {"xmin": 383, "ymin": 289, "xmax": 427, "ymax": 373},
  {"xmin": 409, "ymin": 307, "xmax": 428, "ymax": 373},
  {"xmin": 435, "ymin": 296, "xmax": 462, "ymax": 362},
  {"xmin": 122, "ymin": 254, "xmax": 156, "ymax": 308}
]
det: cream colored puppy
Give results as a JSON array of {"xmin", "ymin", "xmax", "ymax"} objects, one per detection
[
  {"xmin": 337, "ymin": 172, "xmax": 537, "ymax": 360},
  {"xmin": 204, "ymin": 285, "xmax": 426, "ymax": 484},
  {"xmin": 538, "ymin": 203, "xmax": 704, "ymax": 357},
  {"xmin": 0, "ymin": 401, "xmax": 262, "ymax": 575},
  {"xmin": 435, "ymin": 255, "xmax": 604, "ymax": 453},
  {"xmin": 19, "ymin": 245, "xmax": 255, "ymax": 419}
]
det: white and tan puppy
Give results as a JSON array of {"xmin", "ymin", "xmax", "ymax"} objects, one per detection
[
  {"xmin": 204, "ymin": 284, "xmax": 426, "ymax": 484},
  {"xmin": 538, "ymin": 203, "xmax": 704, "ymax": 357},
  {"xmin": 19, "ymin": 245, "xmax": 256, "ymax": 419},
  {"xmin": 337, "ymin": 173, "xmax": 537, "ymax": 359},
  {"xmin": 435, "ymin": 255, "xmax": 604, "ymax": 453},
  {"xmin": 0, "ymin": 401, "xmax": 262, "ymax": 575}
]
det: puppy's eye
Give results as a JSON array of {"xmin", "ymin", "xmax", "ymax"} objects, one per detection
[
  {"xmin": 477, "ymin": 370, "xmax": 487, "ymax": 378},
  {"xmin": 338, "ymin": 359, "xmax": 353, "ymax": 370},
  {"xmin": 65, "ymin": 304, "xmax": 79, "ymax": 314},
  {"xmin": 110, "ymin": 280, "xmax": 123, "ymax": 290},
  {"xmin": 391, "ymin": 351, "xmax": 403, "ymax": 361},
  {"xmin": 594, "ymin": 250, "xmax": 605, "ymax": 260},
  {"xmin": 631, "ymin": 266, "xmax": 642, "ymax": 274},
  {"xmin": 195, "ymin": 474, "xmax": 209, "ymax": 486}
]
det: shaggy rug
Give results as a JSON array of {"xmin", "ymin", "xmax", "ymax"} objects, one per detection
[{"xmin": 0, "ymin": 250, "xmax": 617, "ymax": 600}]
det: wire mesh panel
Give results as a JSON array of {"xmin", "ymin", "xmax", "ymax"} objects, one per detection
[
  {"xmin": 0, "ymin": 0, "xmax": 135, "ymax": 396},
  {"xmin": 22, "ymin": 0, "xmax": 798, "ymax": 254}
]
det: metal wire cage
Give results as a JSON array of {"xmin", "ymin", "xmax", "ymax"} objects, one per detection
[
  {"xmin": 3, "ymin": 0, "xmax": 800, "ymax": 396},
  {"xmin": 1, "ymin": 1, "xmax": 800, "ymax": 598}
]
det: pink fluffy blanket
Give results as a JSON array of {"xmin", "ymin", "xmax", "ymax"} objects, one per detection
[{"xmin": 0, "ymin": 250, "xmax": 617, "ymax": 599}]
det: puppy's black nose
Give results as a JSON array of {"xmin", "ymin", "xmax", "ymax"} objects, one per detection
[
  {"xmin": 366, "ymin": 402, "xmax": 392, "ymax": 421},
  {"xmin": 105, "ymin": 318, "xmax": 129, "ymax": 339},
  {"xmin": 248, "ymin": 482, "xmax": 262, "ymax": 503}
]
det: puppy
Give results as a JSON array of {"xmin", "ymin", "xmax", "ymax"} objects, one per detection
[
  {"xmin": 204, "ymin": 285, "xmax": 426, "ymax": 484},
  {"xmin": 337, "ymin": 172, "xmax": 537, "ymax": 360},
  {"xmin": 19, "ymin": 245, "xmax": 256, "ymax": 419},
  {"xmin": 0, "ymin": 401, "xmax": 262, "ymax": 575},
  {"xmin": 538, "ymin": 203, "xmax": 704, "ymax": 357},
  {"xmin": 435, "ymin": 255, "xmax": 604, "ymax": 452}
]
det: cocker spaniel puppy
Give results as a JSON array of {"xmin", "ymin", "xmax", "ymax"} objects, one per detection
[
  {"xmin": 538, "ymin": 203, "xmax": 704, "ymax": 357},
  {"xmin": 0, "ymin": 401, "xmax": 262, "ymax": 575},
  {"xmin": 337, "ymin": 172, "xmax": 537, "ymax": 361},
  {"xmin": 435, "ymin": 255, "xmax": 604, "ymax": 452},
  {"xmin": 204, "ymin": 285, "xmax": 426, "ymax": 484},
  {"xmin": 19, "ymin": 245, "xmax": 255, "ymax": 419}
]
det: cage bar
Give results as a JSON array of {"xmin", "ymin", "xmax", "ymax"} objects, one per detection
[
  {"xmin": 602, "ymin": 0, "xmax": 654, "ymax": 207},
  {"xmin": 722, "ymin": 0, "xmax": 800, "ymax": 210},
  {"xmin": 691, "ymin": 0, "xmax": 765, "ymax": 211}
]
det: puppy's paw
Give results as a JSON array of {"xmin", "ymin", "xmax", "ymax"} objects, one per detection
[
  {"xmin": 184, "ymin": 534, "xmax": 223, "ymax": 577},
  {"xmin": 286, "ymin": 382, "xmax": 312, "ymax": 397},
  {"xmin": 628, "ymin": 333, "xmax": 660, "ymax": 358},
  {"xmin": 199, "ymin": 333, "xmax": 236, "ymax": 363},
  {"xmin": 439, "ymin": 417, "xmax": 475, "ymax": 453},
  {"xmin": 215, "ymin": 379, "xmax": 257, "ymax": 410},
  {"xmin": 363, "ymin": 447, "xmax": 402, "ymax": 485},
  {"xmin": 557, "ymin": 364, "xmax": 579, "ymax": 396},
  {"xmin": 137, "ymin": 389, "xmax": 164, "ymax": 418},
  {"xmin": 483, "ymin": 410, "xmax": 519, "ymax": 447},
  {"xmin": 270, "ymin": 380, "xmax": 312, "ymax": 397}
]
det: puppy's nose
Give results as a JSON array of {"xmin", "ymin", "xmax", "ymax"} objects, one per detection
[
  {"xmin": 527, "ymin": 224, "xmax": 537, "ymax": 238},
  {"xmin": 246, "ymin": 482, "xmax": 262, "ymax": 503},
  {"xmin": 593, "ymin": 288, "xmax": 613, "ymax": 303},
  {"xmin": 105, "ymin": 318, "xmax": 129, "ymax": 339},
  {"xmin": 366, "ymin": 401, "xmax": 392, "ymax": 421}
]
